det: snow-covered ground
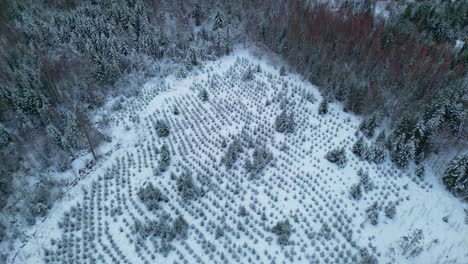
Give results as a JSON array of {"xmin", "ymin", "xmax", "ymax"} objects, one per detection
[{"xmin": 6, "ymin": 47, "xmax": 467, "ymax": 264}]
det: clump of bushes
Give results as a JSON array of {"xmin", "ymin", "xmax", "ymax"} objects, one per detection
[
  {"xmin": 325, "ymin": 147, "xmax": 347, "ymax": 168},
  {"xmin": 271, "ymin": 219, "xmax": 293, "ymax": 245},
  {"xmin": 275, "ymin": 110, "xmax": 295, "ymax": 134},
  {"xmin": 137, "ymin": 183, "xmax": 167, "ymax": 211}
]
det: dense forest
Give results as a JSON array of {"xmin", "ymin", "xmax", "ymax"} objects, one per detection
[{"xmin": 0, "ymin": 0, "xmax": 466, "ymax": 246}]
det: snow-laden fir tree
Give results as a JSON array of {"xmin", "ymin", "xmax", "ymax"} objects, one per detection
[
  {"xmin": 275, "ymin": 110, "xmax": 295, "ymax": 134},
  {"xmin": 366, "ymin": 202, "xmax": 379, "ymax": 225},
  {"xmin": 199, "ymin": 88, "xmax": 209, "ymax": 101},
  {"xmin": 350, "ymin": 183, "xmax": 362, "ymax": 200},
  {"xmin": 222, "ymin": 138, "xmax": 243, "ymax": 169},
  {"xmin": 359, "ymin": 114, "xmax": 377, "ymax": 138},
  {"xmin": 158, "ymin": 144, "xmax": 171, "ymax": 172},
  {"xmin": 442, "ymin": 155, "xmax": 467, "ymax": 200},
  {"xmin": 212, "ymin": 11, "xmax": 224, "ymax": 31},
  {"xmin": 176, "ymin": 171, "xmax": 201, "ymax": 200},
  {"xmin": 137, "ymin": 183, "xmax": 167, "ymax": 211},
  {"xmin": 318, "ymin": 99, "xmax": 328, "ymax": 115},
  {"xmin": 325, "ymin": 147, "xmax": 347, "ymax": 168},
  {"xmin": 271, "ymin": 219, "xmax": 292, "ymax": 246},
  {"xmin": 155, "ymin": 119, "xmax": 170, "ymax": 137},
  {"xmin": 352, "ymin": 136, "xmax": 366, "ymax": 159},
  {"xmin": 172, "ymin": 215, "xmax": 189, "ymax": 239},
  {"xmin": 384, "ymin": 202, "xmax": 396, "ymax": 219}
]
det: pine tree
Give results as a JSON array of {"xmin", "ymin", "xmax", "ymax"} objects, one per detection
[
  {"xmin": 199, "ymin": 88, "xmax": 209, "ymax": 102},
  {"xmin": 366, "ymin": 202, "xmax": 379, "ymax": 225},
  {"xmin": 352, "ymin": 137, "xmax": 366, "ymax": 159},
  {"xmin": 271, "ymin": 219, "xmax": 292, "ymax": 246},
  {"xmin": 360, "ymin": 114, "xmax": 377, "ymax": 138},
  {"xmin": 138, "ymin": 183, "xmax": 167, "ymax": 211},
  {"xmin": 350, "ymin": 183, "xmax": 362, "ymax": 200},
  {"xmin": 318, "ymin": 99, "xmax": 328, "ymax": 115},
  {"xmin": 390, "ymin": 136, "xmax": 416, "ymax": 168},
  {"xmin": 275, "ymin": 110, "xmax": 295, "ymax": 134},
  {"xmin": 325, "ymin": 147, "xmax": 347, "ymax": 168},
  {"xmin": 192, "ymin": 2, "xmax": 203, "ymax": 26},
  {"xmin": 384, "ymin": 203, "xmax": 396, "ymax": 219},
  {"xmin": 176, "ymin": 171, "xmax": 200, "ymax": 200},
  {"xmin": 442, "ymin": 155, "xmax": 467, "ymax": 200},
  {"xmin": 212, "ymin": 11, "xmax": 224, "ymax": 31},
  {"xmin": 172, "ymin": 215, "xmax": 189, "ymax": 239},
  {"xmin": 158, "ymin": 144, "xmax": 171, "ymax": 172},
  {"xmin": 186, "ymin": 48, "xmax": 198, "ymax": 68},
  {"xmin": 155, "ymin": 119, "xmax": 170, "ymax": 137},
  {"xmin": 222, "ymin": 139, "xmax": 242, "ymax": 169}
]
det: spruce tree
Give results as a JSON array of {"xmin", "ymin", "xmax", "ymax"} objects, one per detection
[
  {"xmin": 212, "ymin": 11, "xmax": 224, "ymax": 31},
  {"xmin": 442, "ymin": 155, "xmax": 467, "ymax": 200},
  {"xmin": 318, "ymin": 99, "xmax": 328, "ymax": 115},
  {"xmin": 352, "ymin": 137, "xmax": 366, "ymax": 159}
]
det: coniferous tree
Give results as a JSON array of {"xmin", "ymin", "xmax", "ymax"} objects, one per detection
[
  {"xmin": 318, "ymin": 99, "xmax": 328, "ymax": 115},
  {"xmin": 158, "ymin": 144, "xmax": 171, "ymax": 172},
  {"xmin": 271, "ymin": 219, "xmax": 292, "ymax": 246},
  {"xmin": 352, "ymin": 137, "xmax": 366, "ymax": 159},
  {"xmin": 442, "ymin": 155, "xmax": 467, "ymax": 200},
  {"xmin": 275, "ymin": 110, "xmax": 295, "ymax": 134},
  {"xmin": 176, "ymin": 171, "xmax": 201, "ymax": 200},
  {"xmin": 155, "ymin": 119, "xmax": 170, "ymax": 137},
  {"xmin": 350, "ymin": 183, "xmax": 362, "ymax": 200},
  {"xmin": 172, "ymin": 215, "xmax": 189, "ymax": 239},
  {"xmin": 212, "ymin": 11, "xmax": 224, "ymax": 31},
  {"xmin": 138, "ymin": 183, "xmax": 167, "ymax": 211},
  {"xmin": 385, "ymin": 203, "xmax": 396, "ymax": 219},
  {"xmin": 325, "ymin": 147, "xmax": 347, "ymax": 168},
  {"xmin": 366, "ymin": 202, "xmax": 379, "ymax": 225},
  {"xmin": 199, "ymin": 88, "xmax": 209, "ymax": 102}
]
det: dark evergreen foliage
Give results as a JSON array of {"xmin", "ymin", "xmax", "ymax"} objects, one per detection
[
  {"xmin": 318, "ymin": 100, "xmax": 328, "ymax": 115},
  {"xmin": 155, "ymin": 120, "xmax": 170, "ymax": 137},
  {"xmin": 442, "ymin": 155, "xmax": 467, "ymax": 201},
  {"xmin": 271, "ymin": 219, "xmax": 293, "ymax": 246},
  {"xmin": 275, "ymin": 111, "xmax": 295, "ymax": 134},
  {"xmin": 137, "ymin": 183, "xmax": 167, "ymax": 211},
  {"xmin": 325, "ymin": 147, "xmax": 347, "ymax": 168}
]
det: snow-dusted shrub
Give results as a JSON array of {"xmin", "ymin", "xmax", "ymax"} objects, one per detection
[{"xmin": 325, "ymin": 148, "xmax": 347, "ymax": 168}]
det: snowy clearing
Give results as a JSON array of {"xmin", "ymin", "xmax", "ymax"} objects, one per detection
[{"xmin": 8, "ymin": 48, "xmax": 467, "ymax": 264}]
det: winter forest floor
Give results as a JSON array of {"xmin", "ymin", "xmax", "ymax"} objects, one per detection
[{"xmin": 4, "ymin": 47, "xmax": 467, "ymax": 264}]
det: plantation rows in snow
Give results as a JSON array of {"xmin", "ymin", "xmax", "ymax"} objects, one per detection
[{"xmin": 11, "ymin": 49, "xmax": 467, "ymax": 264}]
